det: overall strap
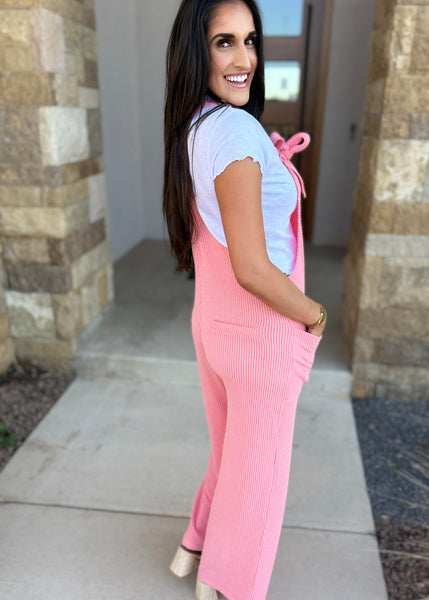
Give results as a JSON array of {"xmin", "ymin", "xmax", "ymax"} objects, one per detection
[{"xmin": 269, "ymin": 132, "xmax": 311, "ymax": 198}]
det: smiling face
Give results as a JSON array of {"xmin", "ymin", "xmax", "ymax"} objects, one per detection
[{"xmin": 206, "ymin": 1, "xmax": 258, "ymax": 107}]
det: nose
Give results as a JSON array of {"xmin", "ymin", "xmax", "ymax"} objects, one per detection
[{"xmin": 233, "ymin": 42, "xmax": 252, "ymax": 70}]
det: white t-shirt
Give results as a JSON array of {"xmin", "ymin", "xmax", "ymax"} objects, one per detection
[{"xmin": 188, "ymin": 103, "xmax": 297, "ymax": 275}]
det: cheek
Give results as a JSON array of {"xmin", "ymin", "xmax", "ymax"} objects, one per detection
[{"xmin": 209, "ymin": 52, "xmax": 227, "ymax": 76}]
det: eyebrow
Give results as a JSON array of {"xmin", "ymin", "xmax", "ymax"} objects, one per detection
[{"xmin": 209, "ymin": 30, "xmax": 257, "ymax": 44}]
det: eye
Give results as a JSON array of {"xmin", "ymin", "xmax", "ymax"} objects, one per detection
[
  {"xmin": 216, "ymin": 38, "xmax": 231, "ymax": 48},
  {"xmin": 246, "ymin": 36, "xmax": 257, "ymax": 46}
]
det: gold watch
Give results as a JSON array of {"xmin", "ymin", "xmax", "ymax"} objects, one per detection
[{"xmin": 306, "ymin": 305, "xmax": 327, "ymax": 330}]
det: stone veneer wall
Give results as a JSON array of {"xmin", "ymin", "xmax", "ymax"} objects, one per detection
[
  {"xmin": 343, "ymin": 0, "xmax": 429, "ymax": 400},
  {"xmin": 0, "ymin": 0, "xmax": 114, "ymax": 372}
]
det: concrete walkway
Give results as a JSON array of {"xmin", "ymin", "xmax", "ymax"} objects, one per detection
[{"xmin": 0, "ymin": 241, "xmax": 388, "ymax": 600}]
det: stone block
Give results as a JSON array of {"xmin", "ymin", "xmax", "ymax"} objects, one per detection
[
  {"xmin": 87, "ymin": 108, "xmax": 102, "ymax": 157},
  {"xmin": 352, "ymin": 183, "xmax": 374, "ymax": 230},
  {"xmin": 53, "ymin": 73, "xmax": 79, "ymax": 106},
  {"xmin": 374, "ymin": 140, "xmax": 428, "ymax": 203},
  {"xmin": 389, "ymin": 6, "xmax": 417, "ymax": 73},
  {"xmin": 397, "ymin": 0, "xmax": 429, "ymax": 5},
  {"xmin": 356, "ymin": 137, "xmax": 380, "ymax": 193},
  {"xmin": 415, "ymin": 6, "xmax": 429, "ymax": 35},
  {"xmin": 353, "ymin": 362, "xmax": 429, "ymax": 386},
  {"xmin": 71, "ymin": 238, "xmax": 109, "ymax": 289},
  {"xmin": 48, "ymin": 218, "xmax": 105, "ymax": 265},
  {"xmin": 39, "ymin": 0, "xmax": 95, "ymax": 30},
  {"xmin": 44, "ymin": 178, "xmax": 89, "ymax": 208},
  {"xmin": 39, "ymin": 107, "xmax": 89, "ymax": 166},
  {"xmin": 392, "ymin": 203, "xmax": 429, "ymax": 234},
  {"xmin": 0, "ymin": 9, "xmax": 30, "ymax": 46},
  {"xmin": 374, "ymin": 382, "xmax": 428, "ymax": 401},
  {"xmin": 62, "ymin": 17, "xmax": 81, "ymax": 54},
  {"xmin": 14, "ymin": 336, "xmax": 77, "ymax": 371},
  {"xmin": 96, "ymin": 265, "xmax": 108, "ymax": 310},
  {"xmin": 357, "ymin": 307, "xmax": 429, "ymax": 338},
  {"xmin": 359, "ymin": 256, "xmax": 383, "ymax": 309},
  {"xmin": 0, "ymin": 46, "xmax": 32, "ymax": 71},
  {"xmin": 364, "ymin": 79, "xmax": 385, "ymax": 114},
  {"xmin": 0, "ymin": 314, "xmax": 11, "ymax": 341},
  {"xmin": 79, "ymin": 86, "xmax": 99, "ymax": 109},
  {"xmin": 73, "ymin": 53, "xmax": 85, "ymax": 86},
  {"xmin": 424, "ymin": 159, "xmax": 429, "ymax": 203},
  {"xmin": 377, "ymin": 338, "xmax": 429, "ymax": 367},
  {"xmin": 0, "ymin": 186, "xmax": 42, "ymax": 207},
  {"xmin": 0, "ymin": 338, "xmax": 15, "ymax": 375},
  {"xmin": 80, "ymin": 278, "xmax": 99, "ymax": 327},
  {"xmin": 352, "ymin": 336, "xmax": 377, "ymax": 363},
  {"xmin": 0, "ymin": 206, "xmax": 63, "ymax": 237},
  {"xmin": 0, "ymin": 0, "xmax": 39, "ymax": 7},
  {"xmin": 106, "ymin": 261, "xmax": 114, "ymax": 303},
  {"xmin": 368, "ymin": 23, "xmax": 391, "ymax": 82},
  {"xmin": 376, "ymin": 257, "xmax": 429, "ymax": 310},
  {"xmin": 43, "ymin": 157, "xmax": 101, "ymax": 188},
  {"xmin": 0, "ymin": 108, "xmax": 41, "ymax": 164},
  {"xmin": 410, "ymin": 36, "xmax": 429, "ymax": 73},
  {"xmin": 363, "ymin": 114, "xmax": 381, "ymax": 138},
  {"xmin": 0, "ymin": 71, "xmax": 54, "ymax": 106},
  {"xmin": 4, "ymin": 164, "xmax": 45, "ymax": 186},
  {"xmin": 368, "ymin": 202, "xmax": 395, "ymax": 233},
  {"xmin": 83, "ymin": 58, "xmax": 98, "ymax": 88},
  {"xmin": 7, "ymin": 264, "xmax": 72, "ymax": 293},
  {"xmin": 88, "ymin": 172, "xmax": 106, "ymax": 222},
  {"xmin": 351, "ymin": 378, "xmax": 375, "ymax": 399},
  {"xmin": 78, "ymin": 156, "xmax": 102, "ymax": 180},
  {"xmin": 0, "ymin": 199, "xmax": 88, "ymax": 238},
  {"xmin": 29, "ymin": 7, "xmax": 66, "ymax": 73},
  {"xmin": 52, "ymin": 290, "xmax": 83, "ymax": 339},
  {"xmin": 379, "ymin": 114, "xmax": 410, "ymax": 139},
  {"xmin": 81, "ymin": 26, "xmax": 97, "ymax": 60},
  {"xmin": 366, "ymin": 233, "xmax": 429, "ymax": 258},
  {"xmin": 3, "ymin": 237, "xmax": 50, "ymax": 265},
  {"xmin": 410, "ymin": 114, "xmax": 429, "ymax": 139},
  {"xmin": 6, "ymin": 290, "xmax": 55, "ymax": 339},
  {"xmin": 384, "ymin": 74, "xmax": 429, "ymax": 114},
  {"xmin": 373, "ymin": 0, "xmax": 396, "ymax": 29}
]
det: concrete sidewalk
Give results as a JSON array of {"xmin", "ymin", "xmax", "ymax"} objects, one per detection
[{"xmin": 0, "ymin": 241, "xmax": 388, "ymax": 600}]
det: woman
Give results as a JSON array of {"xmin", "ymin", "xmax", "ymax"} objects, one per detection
[{"xmin": 163, "ymin": 1, "xmax": 326, "ymax": 598}]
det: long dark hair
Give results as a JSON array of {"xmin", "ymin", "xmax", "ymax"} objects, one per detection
[{"xmin": 163, "ymin": 0, "xmax": 265, "ymax": 272}]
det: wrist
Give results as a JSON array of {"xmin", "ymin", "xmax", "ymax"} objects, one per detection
[{"xmin": 305, "ymin": 304, "xmax": 327, "ymax": 330}]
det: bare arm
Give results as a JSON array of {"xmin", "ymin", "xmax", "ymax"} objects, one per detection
[{"xmin": 214, "ymin": 157, "xmax": 326, "ymax": 336}]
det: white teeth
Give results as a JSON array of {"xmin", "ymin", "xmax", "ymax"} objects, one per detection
[{"xmin": 225, "ymin": 74, "xmax": 248, "ymax": 83}]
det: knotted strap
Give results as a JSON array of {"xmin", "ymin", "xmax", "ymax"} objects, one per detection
[{"xmin": 270, "ymin": 131, "xmax": 311, "ymax": 198}]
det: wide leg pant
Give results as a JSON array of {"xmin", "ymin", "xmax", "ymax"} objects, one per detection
[{"xmin": 181, "ymin": 136, "xmax": 321, "ymax": 600}]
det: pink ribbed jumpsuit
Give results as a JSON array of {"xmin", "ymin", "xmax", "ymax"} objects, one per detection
[{"xmin": 181, "ymin": 129, "xmax": 322, "ymax": 600}]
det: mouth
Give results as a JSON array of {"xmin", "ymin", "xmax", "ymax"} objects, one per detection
[{"xmin": 224, "ymin": 73, "xmax": 250, "ymax": 88}]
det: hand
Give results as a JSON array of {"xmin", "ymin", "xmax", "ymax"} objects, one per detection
[{"xmin": 307, "ymin": 318, "xmax": 326, "ymax": 337}]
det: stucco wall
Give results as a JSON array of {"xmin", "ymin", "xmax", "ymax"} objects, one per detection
[
  {"xmin": 312, "ymin": 0, "xmax": 376, "ymax": 247},
  {"xmin": 94, "ymin": 0, "xmax": 145, "ymax": 261},
  {"xmin": 136, "ymin": 0, "xmax": 181, "ymax": 240}
]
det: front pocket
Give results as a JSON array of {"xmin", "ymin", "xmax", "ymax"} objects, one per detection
[
  {"xmin": 292, "ymin": 327, "xmax": 322, "ymax": 382},
  {"xmin": 209, "ymin": 318, "xmax": 261, "ymax": 338}
]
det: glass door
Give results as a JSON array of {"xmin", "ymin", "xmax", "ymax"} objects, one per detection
[{"xmin": 259, "ymin": 0, "xmax": 331, "ymax": 239}]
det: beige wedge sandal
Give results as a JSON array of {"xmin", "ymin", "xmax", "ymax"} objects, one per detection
[
  {"xmin": 196, "ymin": 576, "xmax": 219, "ymax": 600},
  {"xmin": 169, "ymin": 545, "xmax": 201, "ymax": 578}
]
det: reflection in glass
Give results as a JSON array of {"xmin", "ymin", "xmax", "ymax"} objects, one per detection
[
  {"xmin": 265, "ymin": 61, "xmax": 301, "ymax": 102},
  {"xmin": 258, "ymin": 0, "xmax": 304, "ymax": 37}
]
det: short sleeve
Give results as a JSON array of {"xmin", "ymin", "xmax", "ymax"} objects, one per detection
[{"xmin": 207, "ymin": 107, "xmax": 266, "ymax": 181}]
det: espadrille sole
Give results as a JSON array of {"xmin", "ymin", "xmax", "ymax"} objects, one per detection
[{"xmin": 169, "ymin": 545, "xmax": 201, "ymax": 578}]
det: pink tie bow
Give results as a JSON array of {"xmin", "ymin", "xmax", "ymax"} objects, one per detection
[{"xmin": 270, "ymin": 131, "xmax": 311, "ymax": 198}]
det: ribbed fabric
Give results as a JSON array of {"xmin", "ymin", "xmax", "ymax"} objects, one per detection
[{"xmin": 181, "ymin": 133, "xmax": 321, "ymax": 600}]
